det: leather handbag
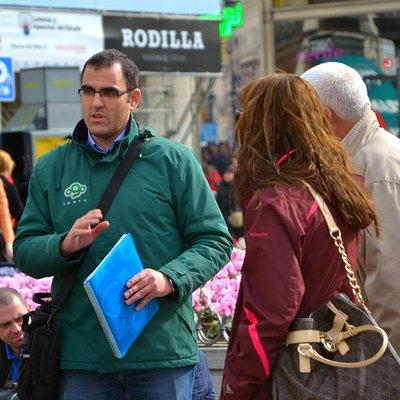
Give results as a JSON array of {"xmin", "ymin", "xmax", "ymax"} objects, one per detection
[
  {"xmin": 271, "ymin": 183, "xmax": 400, "ymax": 400},
  {"xmin": 17, "ymin": 132, "xmax": 150, "ymax": 400}
]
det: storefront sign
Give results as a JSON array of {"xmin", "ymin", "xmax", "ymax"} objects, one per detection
[
  {"xmin": 369, "ymin": 81, "xmax": 399, "ymax": 136},
  {"xmin": 0, "ymin": 1, "xmax": 221, "ymax": 15},
  {"xmin": 104, "ymin": 17, "xmax": 221, "ymax": 73},
  {"xmin": 297, "ymin": 36, "xmax": 345, "ymax": 62},
  {"xmin": 296, "ymin": 42, "xmax": 344, "ymax": 62},
  {"xmin": 331, "ymin": 55, "xmax": 381, "ymax": 78},
  {"xmin": 0, "ymin": 9, "xmax": 103, "ymax": 71}
]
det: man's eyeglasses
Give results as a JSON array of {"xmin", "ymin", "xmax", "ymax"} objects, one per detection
[{"xmin": 78, "ymin": 85, "xmax": 134, "ymax": 99}]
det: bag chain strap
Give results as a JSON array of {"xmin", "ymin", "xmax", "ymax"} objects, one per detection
[
  {"xmin": 303, "ymin": 182, "xmax": 367, "ymax": 308},
  {"xmin": 329, "ymin": 229, "xmax": 365, "ymax": 306}
]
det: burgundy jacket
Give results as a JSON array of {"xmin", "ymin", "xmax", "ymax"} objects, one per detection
[{"xmin": 220, "ymin": 184, "xmax": 359, "ymax": 400}]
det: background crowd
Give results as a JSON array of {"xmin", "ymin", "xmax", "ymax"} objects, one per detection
[
  {"xmin": 201, "ymin": 143, "xmax": 244, "ymax": 246},
  {"xmin": 2, "ymin": 59, "xmax": 400, "ymax": 400}
]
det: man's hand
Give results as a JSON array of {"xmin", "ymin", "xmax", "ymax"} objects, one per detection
[
  {"xmin": 124, "ymin": 269, "xmax": 173, "ymax": 311},
  {"xmin": 60, "ymin": 209, "xmax": 109, "ymax": 256}
]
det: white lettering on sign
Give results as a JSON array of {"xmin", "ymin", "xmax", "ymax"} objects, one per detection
[
  {"xmin": 0, "ymin": 61, "xmax": 8, "ymax": 83},
  {"xmin": 148, "ymin": 30, "xmax": 161, "ymax": 48},
  {"xmin": 121, "ymin": 28, "xmax": 205, "ymax": 50},
  {"xmin": 134, "ymin": 29, "xmax": 148, "ymax": 48}
]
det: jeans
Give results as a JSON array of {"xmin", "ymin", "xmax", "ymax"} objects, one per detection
[
  {"xmin": 0, "ymin": 389, "xmax": 19, "ymax": 400},
  {"xmin": 192, "ymin": 350, "xmax": 215, "ymax": 400},
  {"xmin": 58, "ymin": 365, "xmax": 195, "ymax": 400}
]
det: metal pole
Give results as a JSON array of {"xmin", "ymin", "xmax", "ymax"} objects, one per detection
[
  {"xmin": 191, "ymin": 76, "xmax": 201, "ymax": 157},
  {"xmin": 259, "ymin": 0, "xmax": 276, "ymax": 76},
  {"xmin": 258, "ymin": 0, "xmax": 266, "ymax": 75}
]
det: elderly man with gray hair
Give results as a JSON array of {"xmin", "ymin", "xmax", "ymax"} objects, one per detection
[{"xmin": 302, "ymin": 61, "xmax": 400, "ymax": 354}]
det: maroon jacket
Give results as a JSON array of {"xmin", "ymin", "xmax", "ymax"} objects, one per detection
[{"xmin": 220, "ymin": 184, "xmax": 359, "ymax": 399}]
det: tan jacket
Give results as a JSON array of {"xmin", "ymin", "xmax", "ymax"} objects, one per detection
[{"xmin": 342, "ymin": 110, "xmax": 400, "ymax": 354}]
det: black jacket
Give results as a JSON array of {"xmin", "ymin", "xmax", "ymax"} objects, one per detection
[
  {"xmin": 216, "ymin": 181, "xmax": 244, "ymax": 237},
  {"xmin": 0, "ymin": 176, "xmax": 24, "ymax": 224},
  {"xmin": 0, "ymin": 341, "xmax": 12, "ymax": 388}
]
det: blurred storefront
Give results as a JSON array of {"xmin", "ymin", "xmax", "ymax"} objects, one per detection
[
  {"xmin": 232, "ymin": 0, "xmax": 400, "ymax": 135},
  {"xmin": 0, "ymin": 1, "xmax": 225, "ymax": 147},
  {"xmin": 276, "ymin": 12, "xmax": 399, "ymax": 135},
  {"xmin": 0, "ymin": 1, "xmax": 225, "ymax": 189}
]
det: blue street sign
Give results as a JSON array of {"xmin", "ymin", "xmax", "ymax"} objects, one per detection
[
  {"xmin": 0, "ymin": 57, "xmax": 15, "ymax": 102},
  {"xmin": 200, "ymin": 121, "xmax": 217, "ymax": 143}
]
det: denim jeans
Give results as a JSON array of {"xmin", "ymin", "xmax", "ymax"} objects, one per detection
[
  {"xmin": 192, "ymin": 350, "xmax": 215, "ymax": 400},
  {"xmin": 58, "ymin": 365, "xmax": 195, "ymax": 400},
  {"xmin": 0, "ymin": 388, "xmax": 19, "ymax": 400}
]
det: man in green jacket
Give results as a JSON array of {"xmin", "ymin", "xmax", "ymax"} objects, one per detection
[{"xmin": 14, "ymin": 49, "xmax": 232, "ymax": 400}]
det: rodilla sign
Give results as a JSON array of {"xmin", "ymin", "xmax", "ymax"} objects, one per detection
[
  {"xmin": 120, "ymin": 29, "xmax": 206, "ymax": 51},
  {"xmin": 104, "ymin": 16, "xmax": 221, "ymax": 73}
]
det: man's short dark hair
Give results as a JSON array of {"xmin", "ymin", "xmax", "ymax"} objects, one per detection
[
  {"xmin": 81, "ymin": 49, "xmax": 140, "ymax": 89},
  {"xmin": 0, "ymin": 287, "xmax": 27, "ymax": 308}
]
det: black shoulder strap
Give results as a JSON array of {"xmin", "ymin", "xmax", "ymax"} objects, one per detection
[
  {"xmin": 53, "ymin": 134, "xmax": 148, "ymax": 309},
  {"xmin": 97, "ymin": 135, "xmax": 146, "ymax": 215}
]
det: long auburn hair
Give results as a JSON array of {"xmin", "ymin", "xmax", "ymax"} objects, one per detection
[{"xmin": 235, "ymin": 73, "xmax": 379, "ymax": 233}]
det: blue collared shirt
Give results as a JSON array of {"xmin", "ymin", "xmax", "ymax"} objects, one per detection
[
  {"xmin": 87, "ymin": 129, "xmax": 126, "ymax": 154},
  {"xmin": 4, "ymin": 343, "xmax": 19, "ymax": 381}
]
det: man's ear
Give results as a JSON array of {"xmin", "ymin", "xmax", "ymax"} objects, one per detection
[
  {"xmin": 323, "ymin": 106, "xmax": 333, "ymax": 123},
  {"xmin": 129, "ymin": 88, "xmax": 141, "ymax": 111}
]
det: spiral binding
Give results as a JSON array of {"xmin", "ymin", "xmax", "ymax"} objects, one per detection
[{"xmin": 83, "ymin": 283, "xmax": 121, "ymax": 358}]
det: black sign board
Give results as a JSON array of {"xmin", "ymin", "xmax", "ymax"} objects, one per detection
[{"xmin": 103, "ymin": 16, "xmax": 221, "ymax": 73}]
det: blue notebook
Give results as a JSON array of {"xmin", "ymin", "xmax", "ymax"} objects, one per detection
[{"xmin": 83, "ymin": 233, "xmax": 159, "ymax": 359}]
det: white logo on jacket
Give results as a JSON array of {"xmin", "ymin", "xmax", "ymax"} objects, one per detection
[{"xmin": 64, "ymin": 182, "xmax": 87, "ymax": 200}]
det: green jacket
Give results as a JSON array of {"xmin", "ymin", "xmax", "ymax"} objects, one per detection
[{"xmin": 14, "ymin": 117, "xmax": 232, "ymax": 372}]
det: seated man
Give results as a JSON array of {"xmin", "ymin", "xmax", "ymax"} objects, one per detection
[{"xmin": 0, "ymin": 288, "xmax": 28, "ymax": 395}]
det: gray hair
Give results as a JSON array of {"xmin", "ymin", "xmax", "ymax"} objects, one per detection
[
  {"xmin": 0, "ymin": 287, "xmax": 27, "ymax": 308},
  {"xmin": 301, "ymin": 62, "xmax": 371, "ymax": 123}
]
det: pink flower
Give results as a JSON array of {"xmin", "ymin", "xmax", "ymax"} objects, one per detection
[
  {"xmin": 193, "ymin": 247, "xmax": 244, "ymax": 318},
  {"xmin": 0, "ymin": 273, "xmax": 52, "ymax": 311}
]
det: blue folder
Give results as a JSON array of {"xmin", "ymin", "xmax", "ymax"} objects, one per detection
[{"xmin": 83, "ymin": 233, "xmax": 159, "ymax": 359}]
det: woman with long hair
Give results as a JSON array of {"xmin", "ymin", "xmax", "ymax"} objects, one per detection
[
  {"xmin": 0, "ymin": 178, "xmax": 14, "ymax": 262},
  {"xmin": 0, "ymin": 150, "xmax": 24, "ymax": 228},
  {"xmin": 220, "ymin": 73, "xmax": 379, "ymax": 400}
]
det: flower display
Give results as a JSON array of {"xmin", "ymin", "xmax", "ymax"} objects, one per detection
[
  {"xmin": 0, "ymin": 247, "xmax": 245, "ymax": 344},
  {"xmin": 192, "ymin": 247, "xmax": 245, "ymax": 343},
  {"xmin": 0, "ymin": 272, "xmax": 52, "ymax": 310},
  {"xmin": 192, "ymin": 247, "xmax": 244, "ymax": 318}
]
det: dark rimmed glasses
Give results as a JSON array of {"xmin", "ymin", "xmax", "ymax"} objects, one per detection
[{"xmin": 78, "ymin": 85, "xmax": 135, "ymax": 100}]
